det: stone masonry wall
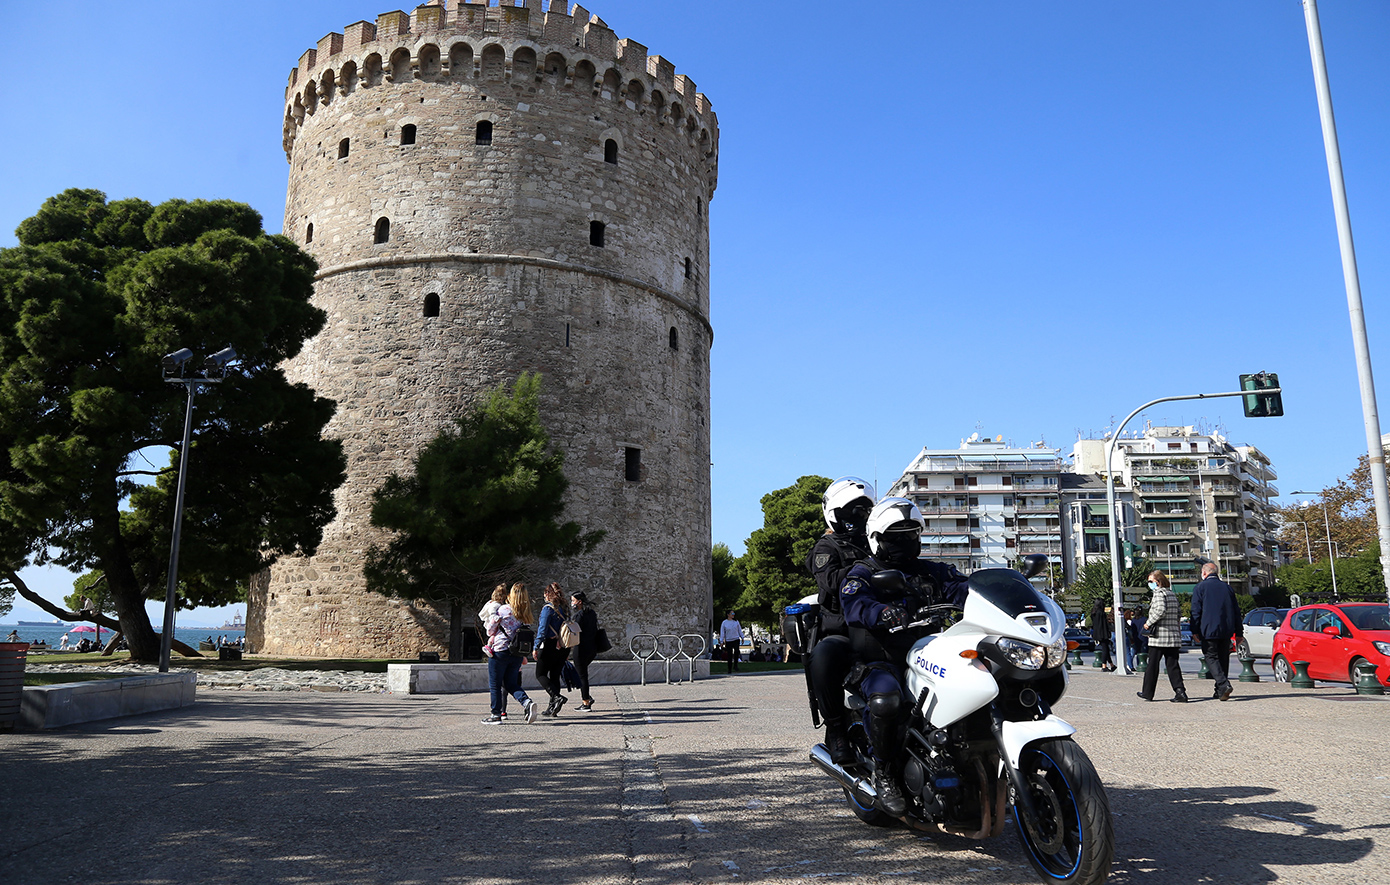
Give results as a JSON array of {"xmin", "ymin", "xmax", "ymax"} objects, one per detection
[{"xmin": 255, "ymin": 1, "xmax": 716, "ymax": 657}]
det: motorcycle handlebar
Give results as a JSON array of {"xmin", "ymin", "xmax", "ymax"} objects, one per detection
[{"xmin": 888, "ymin": 603, "xmax": 963, "ymax": 633}]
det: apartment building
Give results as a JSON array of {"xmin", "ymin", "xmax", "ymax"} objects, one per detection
[
  {"xmin": 1071, "ymin": 425, "xmax": 1280, "ymax": 594},
  {"xmin": 1060, "ymin": 472, "xmax": 1136, "ymax": 587},
  {"xmin": 887, "ymin": 434, "xmax": 1064, "ymax": 576}
]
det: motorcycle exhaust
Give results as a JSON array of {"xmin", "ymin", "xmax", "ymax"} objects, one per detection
[{"xmin": 810, "ymin": 743, "xmax": 878, "ymax": 806}]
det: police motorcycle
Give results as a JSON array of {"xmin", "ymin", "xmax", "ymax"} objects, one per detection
[{"xmin": 785, "ymin": 553, "xmax": 1114, "ymax": 885}]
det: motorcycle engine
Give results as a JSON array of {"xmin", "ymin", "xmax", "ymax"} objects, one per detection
[{"xmin": 903, "ymin": 752, "xmax": 963, "ymax": 821}]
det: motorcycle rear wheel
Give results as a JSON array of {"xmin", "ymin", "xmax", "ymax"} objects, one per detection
[{"xmin": 1013, "ymin": 738, "xmax": 1113, "ymax": 885}]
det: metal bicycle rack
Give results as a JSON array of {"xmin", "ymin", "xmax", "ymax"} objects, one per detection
[
  {"xmin": 629, "ymin": 633, "xmax": 658, "ymax": 686},
  {"xmin": 677, "ymin": 633, "xmax": 706, "ymax": 684},
  {"xmin": 655, "ymin": 634, "xmax": 683, "ymax": 684}
]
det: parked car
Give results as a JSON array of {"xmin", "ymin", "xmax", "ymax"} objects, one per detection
[
  {"xmin": 1271, "ymin": 602, "xmax": 1390, "ymax": 686},
  {"xmin": 1237, "ymin": 607, "xmax": 1290, "ymax": 659},
  {"xmin": 1064, "ymin": 627, "xmax": 1096, "ymax": 652},
  {"xmin": 1180, "ymin": 622, "xmax": 1193, "ymax": 647}
]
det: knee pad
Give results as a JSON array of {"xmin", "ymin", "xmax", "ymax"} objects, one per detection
[{"xmin": 867, "ymin": 691, "xmax": 902, "ymax": 720}]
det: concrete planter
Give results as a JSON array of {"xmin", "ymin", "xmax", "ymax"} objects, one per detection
[{"xmin": 0, "ymin": 642, "xmax": 29, "ymax": 731}]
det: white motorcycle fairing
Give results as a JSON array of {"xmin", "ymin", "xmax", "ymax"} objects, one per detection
[
  {"xmin": 906, "ymin": 633, "xmax": 998, "ymax": 728},
  {"xmin": 1000, "ymin": 716, "xmax": 1078, "ymax": 769}
]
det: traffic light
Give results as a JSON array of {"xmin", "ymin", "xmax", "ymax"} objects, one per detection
[{"xmin": 1240, "ymin": 372, "xmax": 1283, "ymax": 418}]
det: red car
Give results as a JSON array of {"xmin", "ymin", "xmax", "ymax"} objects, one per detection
[{"xmin": 1271, "ymin": 602, "xmax": 1390, "ymax": 686}]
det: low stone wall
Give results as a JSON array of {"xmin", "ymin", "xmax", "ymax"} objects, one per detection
[
  {"xmin": 388, "ymin": 658, "xmax": 711, "ymax": 695},
  {"xmin": 20, "ymin": 673, "xmax": 197, "ymax": 730}
]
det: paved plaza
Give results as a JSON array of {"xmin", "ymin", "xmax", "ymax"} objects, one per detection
[{"xmin": 4, "ymin": 655, "xmax": 1388, "ymax": 885}]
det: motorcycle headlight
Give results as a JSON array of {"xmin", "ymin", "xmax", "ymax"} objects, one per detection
[
  {"xmin": 1373, "ymin": 641, "xmax": 1390, "ymax": 657},
  {"xmin": 998, "ymin": 637, "xmax": 1047, "ymax": 670},
  {"xmin": 1046, "ymin": 637, "xmax": 1067, "ymax": 668}
]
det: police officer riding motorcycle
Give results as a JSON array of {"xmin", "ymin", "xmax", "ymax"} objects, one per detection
[
  {"xmin": 801, "ymin": 476, "xmax": 876, "ymax": 765},
  {"xmin": 839, "ymin": 497, "xmax": 969, "ymax": 816}
]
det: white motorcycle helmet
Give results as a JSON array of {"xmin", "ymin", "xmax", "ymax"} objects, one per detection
[
  {"xmin": 866, "ymin": 497, "xmax": 926, "ymax": 566},
  {"xmin": 822, "ymin": 476, "xmax": 877, "ymax": 534}
]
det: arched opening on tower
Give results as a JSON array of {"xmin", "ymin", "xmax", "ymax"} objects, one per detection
[
  {"xmin": 476, "ymin": 120, "xmax": 493, "ymax": 145},
  {"xmin": 604, "ymin": 139, "xmax": 618, "ymax": 165},
  {"xmin": 669, "ymin": 327, "xmax": 679, "ymax": 350},
  {"xmin": 374, "ymin": 217, "xmax": 391, "ymax": 244},
  {"xmin": 306, "ymin": 222, "xmax": 314, "ymax": 244},
  {"xmin": 423, "ymin": 293, "xmax": 440, "ymax": 318},
  {"xmin": 401, "ymin": 124, "xmax": 417, "ymax": 145},
  {"xmin": 338, "ymin": 138, "xmax": 350, "ymax": 159},
  {"xmin": 449, "ymin": 43, "xmax": 473, "ymax": 80},
  {"xmin": 590, "ymin": 221, "xmax": 606, "ymax": 247}
]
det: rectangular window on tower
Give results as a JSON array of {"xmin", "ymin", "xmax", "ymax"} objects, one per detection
[{"xmin": 625, "ymin": 447, "xmax": 642, "ymax": 482}]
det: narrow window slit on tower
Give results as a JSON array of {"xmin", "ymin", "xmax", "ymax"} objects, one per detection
[
  {"xmin": 565, "ymin": 323, "xmax": 570, "ymax": 347},
  {"xmin": 423, "ymin": 293, "xmax": 440, "ymax": 318},
  {"xmin": 669, "ymin": 327, "xmax": 678, "ymax": 350},
  {"xmin": 374, "ymin": 217, "xmax": 390, "ymax": 244},
  {"xmin": 684, "ymin": 257, "xmax": 692, "ymax": 279},
  {"xmin": 625, "ymin": 447, "xmax": 641, "ymax": 482},
  {"xmin": 401, "ymin": 124, "xmax": 417, "ymax": 145},
  {"xmin": 476, "ymin": 120, "xmax": 493, "ymax": 145},
  {"xmin": 306, "ymin": 223, "xmax": 314, "ymax": 244},
  {"xmin": 590, "ymin": 221, "xmax": 605, "ymax": 247},
  {"xmin": 338, "ymin": 138, "xmax": 350, "ymax": 158}
]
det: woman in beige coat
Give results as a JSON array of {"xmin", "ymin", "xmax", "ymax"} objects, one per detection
[{"xmin": 1136, "ymin": 570, "xmax": 1189, "ymax": 703}]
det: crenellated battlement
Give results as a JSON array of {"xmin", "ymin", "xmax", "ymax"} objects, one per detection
[{"xmin": 283, "ymin": 1, "xmax": 716, "ymax": 165}]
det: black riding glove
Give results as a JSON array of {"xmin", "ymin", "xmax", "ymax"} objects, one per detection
[{"xmin": 878, "ymin": 605, "xmax": 907, "ymax": 630}]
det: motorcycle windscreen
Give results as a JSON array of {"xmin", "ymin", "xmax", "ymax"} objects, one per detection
[{"xmin": 967, "ymin": 569, "xmax": 1051, "ymax": 618}]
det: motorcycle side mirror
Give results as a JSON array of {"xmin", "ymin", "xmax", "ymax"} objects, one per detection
[
  {"xmin": 1020, "ymin": 554, "xmax": 1049, "ymax": 579},
  {"xmin": 869, "ymin": 570, "xmax": 910, "ymax": 594}
]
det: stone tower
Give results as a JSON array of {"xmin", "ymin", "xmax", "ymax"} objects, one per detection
[{"xmin": 250, "ymin": 0, "xmax": 717, "ymax": 657}]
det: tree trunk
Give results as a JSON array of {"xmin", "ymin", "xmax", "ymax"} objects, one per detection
[{"xmin": 449, "ymin": 599, "xmax": 463, "ymax": 662}]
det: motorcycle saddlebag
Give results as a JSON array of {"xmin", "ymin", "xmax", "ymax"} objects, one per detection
[{"xmin": 781, "ymin": 602, "xmax": 820, "ymax": 656}]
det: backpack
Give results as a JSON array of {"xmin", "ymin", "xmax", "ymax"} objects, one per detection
[{"xmin": 559, "ymin": 613, "xmax": 582, "ymax": 648}]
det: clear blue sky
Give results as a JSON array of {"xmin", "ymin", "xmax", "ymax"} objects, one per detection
[{"xmin": 2, "ymin": 1, "xmax": 1387, "ymax": 622}]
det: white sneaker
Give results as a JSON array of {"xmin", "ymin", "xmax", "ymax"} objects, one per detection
[{"xmin": 523, "ymin": 698, "xmax": 538, "ymax": 724}]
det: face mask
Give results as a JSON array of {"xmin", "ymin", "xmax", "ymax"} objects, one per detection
[{"xmin": 1148, "ymin": 581, "xmax": 1159, "ymax": 591}]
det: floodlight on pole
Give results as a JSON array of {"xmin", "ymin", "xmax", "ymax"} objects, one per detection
[
  {"xmin": 1291, "ymin": 491, "xmax": 1339, "ymax": 602},
  {"xmin": 157, "ymin": 346, "xmax": 237, "ymax": 673}
]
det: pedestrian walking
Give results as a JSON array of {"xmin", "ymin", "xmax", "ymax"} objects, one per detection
[
  {"xmin": 1191, "ymin": 562, "xmax": 1241, "ymax": 701},
  {"xmin": 1123, "ymin": 608, "xmax": 1143, "ymax": 672},
  {"xmin": 719, "ymin": 610, "xmax": 744, "ymax": 674},
  {"xmin": 1090, "ymin": 598, "xmax": 1115, "ymax": 671},
  {"xmin": 571, "ymin": 591, "xmax": 599, "ymax": 711},
  {"xmin": 1136, "ymin": 570, "xmax": 1188, "ymax": 703},
  {"xmin": 482, "ymin": 604, "xmax": 538, "ymax": 725},
  {"xmin": 534, "ymin": 583, "xmax": 571, "ymax": 717}
]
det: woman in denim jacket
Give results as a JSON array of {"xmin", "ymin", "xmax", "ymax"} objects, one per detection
[
  {"xmin": 534, "ymin": 583, "xmax": 572, "ymax": 717},
  {"xmin": 483, "ymin": 605, "xmax": 539, "ymax": 725}
]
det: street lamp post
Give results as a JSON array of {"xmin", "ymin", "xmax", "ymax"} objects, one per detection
[
  {"xmin": 158, "ymin": 347, "xmax": 237, "ymax": 673},
  {"xmin": 1291, "ymin": 491, "xmax": 1339, "ymax": 603}
]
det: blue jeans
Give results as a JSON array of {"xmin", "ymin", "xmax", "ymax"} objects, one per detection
[{"xmin": 488, "ymin": 652, "xmax": 531, "ymax": 715}]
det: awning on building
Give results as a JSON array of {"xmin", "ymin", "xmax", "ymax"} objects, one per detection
[
  {"xmin": 1085, "ymin": 503, "xmax": 1110, "ymax": 515},
  {"xmin": 922, "ymin": 535, "xmax": 969, "ymax": 544}
]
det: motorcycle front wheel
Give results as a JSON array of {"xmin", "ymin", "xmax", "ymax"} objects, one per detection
[{"xmin": 1013, "ymin": 738, "xmax": 1113, "ymax": 885}]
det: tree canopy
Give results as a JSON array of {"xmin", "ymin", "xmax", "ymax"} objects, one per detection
[
  {"xmin": 0, "ymin": 189, "xmax": 346, "ymax": 661},
  {"xmin": 736, "ymin": 475, "xmax": 830, "ymax": 627},
  {"xmin": 363, "ymin": 373, "xmax": 603, "ymax": 658},
  {"xmin": 1066, "ymin": 555, "xmax": 1156, "ymax": 609}
]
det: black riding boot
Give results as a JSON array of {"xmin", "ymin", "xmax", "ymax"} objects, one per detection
[
  {"xmin": 822, "ymin": 716, "xmax": 853, "ymax": 766},
  {"xmin": 867, "ymin": 713, "xmax": 906, "ymax": 816}
]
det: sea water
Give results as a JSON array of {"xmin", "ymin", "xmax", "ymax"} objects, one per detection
[{"xmin": 1, "ymin": 622, "xmax": 244, "ymax": 650}]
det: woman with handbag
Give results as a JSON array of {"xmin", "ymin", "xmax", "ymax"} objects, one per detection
[
  {"xmin": 534, "ymin": 583, "xmax": 572, "ymax": 717},
  {"xmin": 571, "ymin": 591, "xmax": 601, "ymax": 711}
]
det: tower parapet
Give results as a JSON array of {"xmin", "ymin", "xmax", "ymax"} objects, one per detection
[{"xmin": 256, "ymin": 2, "xmax": 716, "ymax": 658}]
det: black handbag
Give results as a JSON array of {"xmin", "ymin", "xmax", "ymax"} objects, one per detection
[{"xmin": 595, "ymin": 627, "xmax": 613, "ymax": 653}]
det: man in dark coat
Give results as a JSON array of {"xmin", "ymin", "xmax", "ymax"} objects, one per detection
[{"xmin": 1191, "ymin": 562, "xmax": 1242, "ymax": 701}]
